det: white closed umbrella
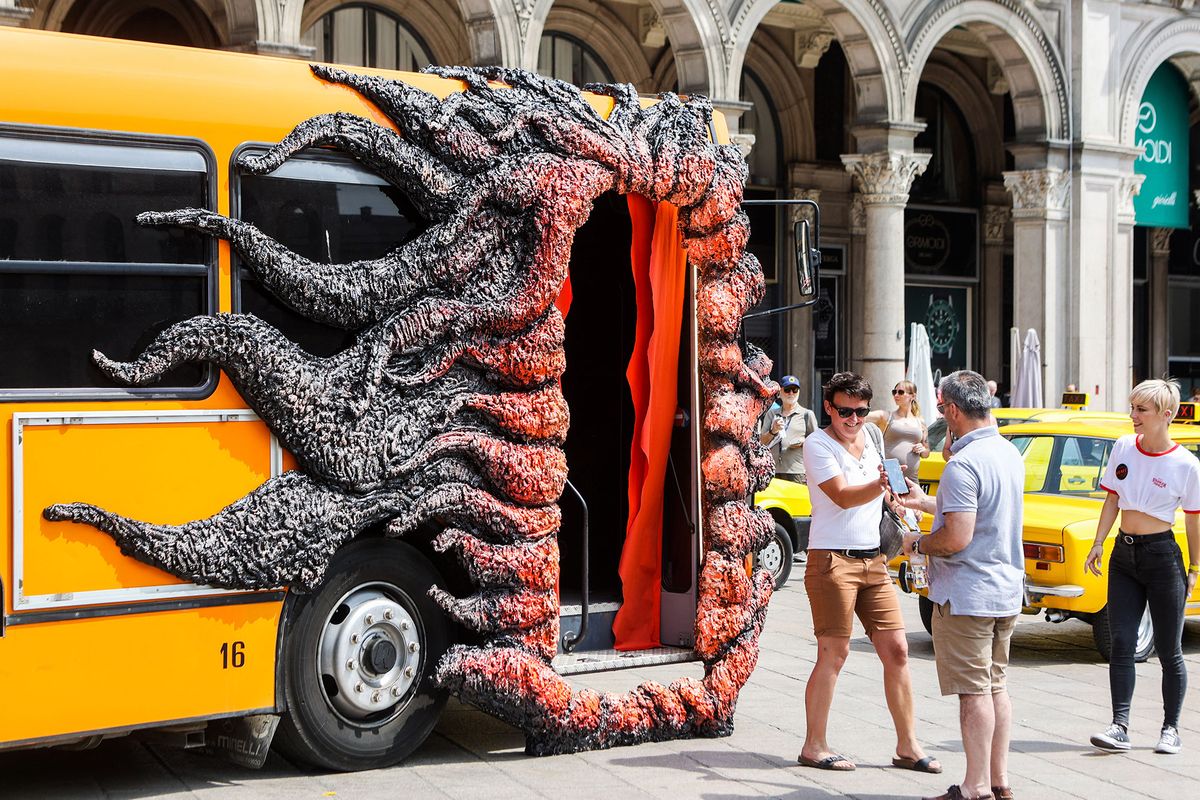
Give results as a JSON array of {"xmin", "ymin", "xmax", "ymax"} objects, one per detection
[
  {"xmin": 907, "ymin": 323, "xmax": 937, "ymax": 424},
  {"xmin": 1011, "ymin": 328, "xmax": 1044, "ymax": 408},
  {"xmin": 1009, "ymin": 327, "xmax": 1020, "ymax": 403}
]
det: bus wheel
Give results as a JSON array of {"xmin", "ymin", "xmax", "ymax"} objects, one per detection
[
  {"xmin": 274, "ymin": 538, "xmax": 451, "ymax": 771},
  {"xmin": 1091, "ymin": 605, "xmax": 1155, "ymax": 664},
  {"xmin": 755, "ymin": 524, "xmax": 794, "ymax": 590}
]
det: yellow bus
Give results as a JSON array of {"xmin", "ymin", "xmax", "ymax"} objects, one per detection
[{"xmin": 0, "ymin": 27, "xmax": 818, "ymax": 769}]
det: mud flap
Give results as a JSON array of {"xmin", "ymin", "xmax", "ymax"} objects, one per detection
[{"xmin": 205, "ymin": 714, "xmax": 280, "ymax": 769}]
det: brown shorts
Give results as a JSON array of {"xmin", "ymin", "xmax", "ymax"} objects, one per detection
[
  {"xmin": 804, "ymin": 550, "xmax": 905, "ymax": 639},
  {"xmin": 931, "ymin": 601, "xmax": 1018, "ymax": 696}
]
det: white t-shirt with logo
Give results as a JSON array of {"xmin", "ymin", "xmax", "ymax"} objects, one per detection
[
  {"xmin": 1099, "ymin": 434, "xmax": 1200, "ymax": 525},
  {"xmin": 802, "ymin": 427, "xmax": 884, "ymax": 550}
]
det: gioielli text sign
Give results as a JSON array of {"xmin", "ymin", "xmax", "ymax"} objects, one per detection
[{"xmin": 1135, "ymin": 63, "xmax": 1189, "ymax": 229}]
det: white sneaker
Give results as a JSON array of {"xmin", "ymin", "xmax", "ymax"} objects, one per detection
[
  {"xmin": 1156, "ymin": 726, "xmax": 1182, "ymax": 754},
  {"xmin": 1090, "ymin": 723, "xmax": 1131, "ymax": 753}
]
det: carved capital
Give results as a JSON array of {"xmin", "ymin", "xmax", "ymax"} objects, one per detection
[
  {"xmin": 639, "ymin": 7, "xmax": 665, "ymax": 48},
  {"xmin": 1151, "ymin": 227, "xmax": 1173, "ymax": 256},
  {"xmin": 513, "ymin": 0, "xmax": 536, "ymax": 39},
  {"xmin": 849, "ymin": 194, "xmax": 867, "ymax": 235},
  {"xmin": 986, "ymin": 61, "xmax": 1009, "ymax": 95},
  {"xmin": 1117, "ymin": 173, "xmax": 1145, "ymax": 221},
  {"xmin": 729, "ymin": 133, "xmax": 755, "ymax": 161},
  {"xmin": 1002, "ymin": 169, "xmax": 1070, "ymax": 218},
  {"xmin": 794, "ymin": 30, "xmax": 835, "ymax": 69},
  {"xmin": 983, "ymin": 205, "xmax": 1009, "ymax": 245},
  {"xmin": 789, "ymin": 188, "xmax": 821, "ymax": 223},
  {"xmin": 841, "ymin": 152, "xmax": 930, "ymax": 206}
]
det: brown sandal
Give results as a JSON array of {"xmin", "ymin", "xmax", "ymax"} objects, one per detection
[{"xmin": 923, "ymin": 786, "xmax": 994, "ymax": 800}]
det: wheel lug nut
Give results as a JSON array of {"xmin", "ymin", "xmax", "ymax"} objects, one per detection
[
  {"xmin": 384, "ymin": 610, "xmax": 394, "ymax": 620},
  {"xmin": 409, "ymin": 642, "xmax": 419, "ymax": 653},
  {"xmin": 404, "ymin": 666, "xmax": 415, "ymax": 678},
  {"xmin": 350, "ymin": 634, "xmax": 359, "ymax": 644},
  {"xmin": 347, "ymin": 659, "xmax": 357, "ymax": 671},
  {"xmin": 371, "ymin": 691, "xmax": 381, "ymax": 703},
  {"xmin": 354, "ymin": 682, "xmax": 364, "ymax": 693},
  {"xmin": 400, "ymin": 621, "xmax": 410, "ymax": 631},
  {"xmin": 365, "ymin": 614, "xmax": 374, "ymax": 625},
  {"xmin": 391, "ymin": 686, "xmax": 403, "ymax": 697}
]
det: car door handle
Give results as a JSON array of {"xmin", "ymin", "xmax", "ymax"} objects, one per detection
[{"xmin": 1067, "ymin": 476, "xmax": 1086, "ymax": 484}]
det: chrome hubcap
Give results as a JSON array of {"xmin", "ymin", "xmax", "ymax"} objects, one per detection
[{"xmin": 317, "ymin": 583, "xmax": 422, "ymax": 722}]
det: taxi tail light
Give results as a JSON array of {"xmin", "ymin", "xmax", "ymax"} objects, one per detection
[{"xmin": 1023, "ymin": 543, "xmax": 1064, "ymax": 563}]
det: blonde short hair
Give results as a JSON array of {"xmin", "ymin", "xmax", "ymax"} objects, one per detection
[{"xmin": 1130, "ymin": 378, "xmax": 1181, "ymax": 418}]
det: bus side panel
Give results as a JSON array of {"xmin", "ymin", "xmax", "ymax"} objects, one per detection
[
  {"xmin": 0, "ymin": 604, "xmax": 280, "ymax": 744},
  {"xmin": 17, "ymin": 417, "xmax": 272, "ymax": 600}
]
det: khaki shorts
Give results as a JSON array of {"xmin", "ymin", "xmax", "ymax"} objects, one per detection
[
  {"xmin": 804, "ymin": 551, "xmax": 905, "ymax": 639},
  {"xmin": 931, "ymin": 601, "xmax": 1018, "ymax": 696}
]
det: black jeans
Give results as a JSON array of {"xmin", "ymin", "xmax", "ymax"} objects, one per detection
[{"xmin": 1107, "ymin": 532, "xmax": 1188, "ymax": 728}]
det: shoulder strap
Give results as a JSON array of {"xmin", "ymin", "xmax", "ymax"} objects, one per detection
[{"xmin": 865, "ymin": 422, "xmax": 884, "ymax": 457}]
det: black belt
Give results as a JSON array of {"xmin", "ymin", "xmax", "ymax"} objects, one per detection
[
  {"xmin": 829, "ymin": 548, "xmax": 880, "ymax": 559},
  {"xmin": 1118, "ymin": 530, "xmax": 1174, "ymax": 545}
]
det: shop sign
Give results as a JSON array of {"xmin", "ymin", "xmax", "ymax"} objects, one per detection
[
  {"xmin": 1135, "ymin": 63, "xmax": 1189, "ymax": 229},
  {"xmin": 905, "ymin": 285, "xmax": 969, "ymax": 376},
  {"xmin": 904, "ymin": 207, "xmax": 977, "ymax": 278}
]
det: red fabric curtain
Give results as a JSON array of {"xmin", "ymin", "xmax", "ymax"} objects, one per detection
[{"xmin": 612, "ymin": 195, "xmax": 689, "ymax": 651}]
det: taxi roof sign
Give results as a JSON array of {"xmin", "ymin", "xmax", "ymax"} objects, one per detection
[
  {"xmin": 1061, "ymin": 392, "xmax": 1089, "ymax": 407},
  {"xmin": 1176, "ymin": 402, "xmax": 1198, "ymax": 423}
]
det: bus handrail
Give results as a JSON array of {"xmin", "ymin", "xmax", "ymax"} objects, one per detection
[{"xmin": 560, "ymin": 479, "xmax": 589, "ymax": 653}]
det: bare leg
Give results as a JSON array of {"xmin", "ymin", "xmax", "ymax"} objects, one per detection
[
  {"xmin": 801, "ymin": 636, "xmax": 852, "ymax": 764},
  {"xmin": 873, "ymin": 629, "xmax": 936, "ymax": 768},
  {"xmin": 959, "ymin": 694, "xmax": 995, "ymax": 798},
  {"xmin": 990, "ymin": 689, "xmax": 1012, "ymax": 790}
]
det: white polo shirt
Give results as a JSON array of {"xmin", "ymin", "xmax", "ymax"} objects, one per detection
[
  {"xmin": 1099, "ymin": 434, "xmax": 1200, "ymax": 525},
  {"xmin": 802, "ymin": 427, "xmax": 884, "ymax": 550}
]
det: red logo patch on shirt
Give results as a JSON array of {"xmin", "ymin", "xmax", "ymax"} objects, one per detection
[{"xmin": 1153, "ymin": 477, "xmax": 1167, "ymax": 488}]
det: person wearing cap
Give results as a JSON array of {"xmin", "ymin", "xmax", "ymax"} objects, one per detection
[{"xmin": 759, "ymin": 374, "xmax": 818, "ymax": 484}]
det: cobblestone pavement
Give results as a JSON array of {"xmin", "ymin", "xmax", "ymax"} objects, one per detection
[{"xmin": 4, "ymin": 566, "xmax": 1199, "ymax": 799}]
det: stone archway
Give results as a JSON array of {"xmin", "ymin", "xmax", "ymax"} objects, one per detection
[
  {"xmin": 534, "ymin": 1, "xmax": 652, "ymax": 87},
  {"xmin": 37, "ymin": 0, "xmax": 221, "ymax": 47},
  {"xmin": 727, "ymin": 0, "xmax": 905, "ymax": 129},
  {"xmin": 1119, "ymin": 18, "xmax": 1200, "ymax": 148},
  {"xmin": 741, "ymin": 34, "xmax": 813, "ymax": 165},
  {"xmin": 300, "ymin": 0, "xmax": 470, "ymax": 66},
  {"xmin": 904, "ymin": 0, "xmax": 1067, "ymax": 144}
]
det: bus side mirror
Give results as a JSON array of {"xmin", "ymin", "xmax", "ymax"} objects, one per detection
[{"xmin": 793, "ymin": 218, "xmax": 820, "ymax": 305}]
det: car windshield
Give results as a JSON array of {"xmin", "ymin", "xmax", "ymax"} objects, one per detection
[
  {"xmin": 1003, "ymin": 434, "xmax": 1114, "ymax": 496},
  {"xmin": 929, "ymin": 415, "xmax": 1031, "ymax": 451}
]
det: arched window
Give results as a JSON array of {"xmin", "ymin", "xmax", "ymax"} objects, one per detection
[
  {"xmin": 537, "ymin": 33, "xmax": 611, "ymax": 86},
  {"xmin": 910, "ymin": 84, "xmax": 977, "ymax": 204},
  {"xmin": 301, "ymin": 5, "xmax": 431, "ymax": 71},
  {"xmin": 739, "ymin": 71, "xmax": 781, "ymax": 188}
]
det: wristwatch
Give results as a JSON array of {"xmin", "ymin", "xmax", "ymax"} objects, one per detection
[{"xmin": 912, "ymin": 538, "xmax": 921, "ymax": 556}]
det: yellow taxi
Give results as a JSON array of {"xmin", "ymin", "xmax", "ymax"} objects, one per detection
[
  {"xmin": 895, "ymin": 420, "xmax": 1200, "ymax": 662},
  {"xmin": 753, "ymin": 477, "xmax": 811, "ymax": 589}
]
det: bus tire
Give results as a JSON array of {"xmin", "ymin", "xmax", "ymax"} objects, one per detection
[
  {"xmin": 755, "ymin": 523, "xmax": 794, "ymax": 590},
  {"xmin": 274, "ymin": 537, "xmax": 451, "ymax": 771},
  {"xmin": 1091, "ymin": 605, "xmax": 1155, "ymax": 664}
]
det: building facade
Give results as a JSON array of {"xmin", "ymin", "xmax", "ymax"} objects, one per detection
[{"xmin": 4, "ymin": 0, "xmax": 1198, "ymax": 411}]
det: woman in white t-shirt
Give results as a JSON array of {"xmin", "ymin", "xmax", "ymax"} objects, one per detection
[
  {"xmin": 796, "ymin": 372, "xmax": 940, "ymax": 775},
  {"xmin": 1085, "ymin": 379, "xmax": 1200, "ymax": 756}
]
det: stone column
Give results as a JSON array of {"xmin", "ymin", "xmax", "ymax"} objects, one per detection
[
  {"xmin": 841, "ymin": 151, "xmax": 930, "ymax": 399},
  {"xmin": 981, "ymin": 203, "xmax": 1009, "ymax": 387},
  {"xmin": 1149, "ymin": 227, "xmax": 1171, "ymax": 379},
  {"xmin": 1002, "ymin": 168, "xmax": 1069, "ymax": 400}
]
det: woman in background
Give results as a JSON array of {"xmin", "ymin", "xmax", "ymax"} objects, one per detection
[{"xmin": 868, "ymin": 380, "xmax": 930, "ymax": 479}]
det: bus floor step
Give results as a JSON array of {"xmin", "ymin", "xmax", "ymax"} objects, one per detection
[{"xmin": 551, "ymin": 646, "xmax": 697, "ymax": 676}]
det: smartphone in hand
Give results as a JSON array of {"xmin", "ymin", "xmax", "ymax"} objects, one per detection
[{"xmin": 883, "ymin": 458, "xmax": 909, "ymax": 495}]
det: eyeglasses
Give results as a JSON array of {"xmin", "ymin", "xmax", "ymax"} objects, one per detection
[
  {"xmin": 891, "ymin": 389, "xmax": 909, "ymax": 396},
  {"xmin": 782, "ymin": 387, "xmax": 799, "ymax": 393},
  {"xmin": 833, "ymin": 405, "xmax": 870, "ymax": 419},
  {"xmin": 937, "ymin": 402, "xmax": 954, "ymax": 414}
]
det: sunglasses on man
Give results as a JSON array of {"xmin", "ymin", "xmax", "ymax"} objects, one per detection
[{"xmin": 831, "ymin": 405, "xmax": 870, "ymax": 419}]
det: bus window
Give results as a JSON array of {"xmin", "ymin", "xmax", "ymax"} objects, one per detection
[
  {"xmin": 233, "ymin": 152, "xmax": 427, "ymax": 356},
  {"xmin": 0, "ymin": 133, "xmax": 213, "ymax": 395}
]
